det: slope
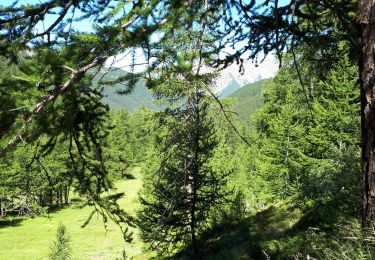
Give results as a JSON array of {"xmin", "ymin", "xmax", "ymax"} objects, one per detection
[
  {"xmin": 218, "ymin": 73, "xmax": 241, "ymax": 98},
  {"xmin": 94, "ymin": 68, "xmax": 247, "ymax": 112},
  {"xmin": 102, "ymin": 78, "xmax": 161, "ymax": 112},
  {"xmin": 228, "ymin": 79, "xmax": 270, "ymax": 122},
  {"xmin": 90, "ymin": 68, "xmax": 159, "ymax": 112}
]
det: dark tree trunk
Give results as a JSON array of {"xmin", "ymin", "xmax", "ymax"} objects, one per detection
[
  {"xmin": 358, "ymin": 0, "xmax": 375, "ymax": 226},
  {"xmin": 186, "ymin": 90, "xmax": 200, "ymax": 258},
  {"xmin": 64, "ymin": 186, "xmax": 69, "ymax": 205},
  {"xmin": 0, "ymin": 198, "xmax": 3, "ymax": 217},
  {"xmin": 190, "ymin": 167, "xmax": 199, "ymax": 259},
  {"xmin": 48, "ymin": 189, "xmax": 53, "ymax": 207},
  {"xmin": 191, "ymin": 90, "xmax": 201, "ymax": 259},
  {"xmin": 57, "ymin": 188, "xmax": 63, "ymax": 207}
]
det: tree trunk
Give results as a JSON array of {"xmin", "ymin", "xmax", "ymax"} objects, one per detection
[
  {"xmin": 58, "ymin": 188, "xmax": 63, "ymax": 207},
  {"xmin": 64, "ymin": 186, "xmax": 69, "ymax": 205},
  {"xmin": 0, "ymin": 198, "xmax": 3, "ymax": 217},
  {"xmin": 186, "ymin": 90, "xmax": 200, "ymax": 258},
  {"xmin": 48, "ymin": 189, "xmax": 53, "ymax": 207},
  {"xmin": 358, "ymin": 0, "xmax": 375, "ymax": 226}
]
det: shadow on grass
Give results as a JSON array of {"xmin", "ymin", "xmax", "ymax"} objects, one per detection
[
  {"xmin": 70, "ymin": 197, "xmax": 85, "ymax": 204},
  {"xmin": 46, "ymin": 202, "xmax": 83, "ymax": 215},
  {"xmin": 190, "ymin": 196, "xmax": 360, "ymax": 260},
  {"xmin": 0, "ymin": 202, "xmax": 76, "ymax": 228},
  {"xmin": 173, "ymin": 203, "xmax": 330, "ymax": 260},
  {"xmin": 0, "ymin": 217, "xmax": 24, "ymax": 228},
  {"xmin": 201, "ymin": 205, "xmax": 302, "ymax": 259},
  {"xmin": 122, "ymin": 172, "xmax": 136, "ymax": 180}
]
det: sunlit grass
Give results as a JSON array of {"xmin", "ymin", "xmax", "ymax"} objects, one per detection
[{"xmin": 0, "ymin": 167, "xmax": 146, "ymax": 260}]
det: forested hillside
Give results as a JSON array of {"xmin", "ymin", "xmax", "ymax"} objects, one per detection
[
  {"xmin": 228, "ymin": 79, "xmax": 269, "ymax": 121},
  {"xmin": 92, "ymin": 69, "xmax": 159, "ymax": 112},
  {"xmin": 0, "ymin": 1, "xmax": 374, "ymax": 259},
  {"xmin": 101, "ymin": 68, "xmax": 244, "ymax": 112}
]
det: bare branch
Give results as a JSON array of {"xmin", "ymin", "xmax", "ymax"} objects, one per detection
[{"xmin": 32, "ymin": 0, "xmax": 74, "ymax": 40}]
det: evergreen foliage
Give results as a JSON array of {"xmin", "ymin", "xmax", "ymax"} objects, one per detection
[
  {"xmin": 136, "ymin": 4, "xmax": 233, "ymax": 255},
  {"xmin": 105, "ymin": 109, "xmax": 132, "ymax": 180},
  {"xmin": 138, "ymin": 93, "xmax": 231, "ymax": 255},
  {"xmin": 49, "ymin": 223, "xmax": 72, "ymax": 260},
  {"xmin": 253, "ymin": 63, "xmax": 308, "ymax": 202},
  {"xmin": 0, "ymin": 0, "xmax": 373, "ymax": 258},
  {"xmin": 228, "ymin": 79, "xmax": 269, "ymax": 123},
  {"xmin": 251, "ymin": 49, "xmax": 360, "ymax": 222}
]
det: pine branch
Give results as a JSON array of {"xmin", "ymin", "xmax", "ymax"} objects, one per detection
[
  {"xmin": 32, "ymin": 0, "xmax": 75, "ymax": 41},
  {"xmin": 2, "ymin": 56, "xmax": 108, "ymax": 152},
  {"xmin": 200, "ymin": 81, "xmax": 254, "ymax": 147}
]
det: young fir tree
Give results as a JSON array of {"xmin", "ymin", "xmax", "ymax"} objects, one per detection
[
  {"xmin": 105, "ymin": 109, "xmax": 133, "ymax": 180},
  {"xmin": 138, "ymin": 85, "xmax": 230, "ymax": 256},
  {"xmin": 49, "ymin": 223, "xmax": 72, "ymax": 260},
  {"xmin": 137, "ymin": 2, "xmax": 231, "ymax": 254},
  {"xmin": 302, "ymin": 49, "xmax": 361, "ymax": 217}
]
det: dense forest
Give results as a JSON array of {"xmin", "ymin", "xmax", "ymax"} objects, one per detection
[{"xmin": 0, "ymin": 0, "xmax": 374, "ymax": 259}]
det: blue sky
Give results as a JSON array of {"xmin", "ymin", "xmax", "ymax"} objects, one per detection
[
  {"xmin": 0, "ymin": 0, "xmax": 93, "ymax": 32},
  {"xmin": 0, "ymin": 0, "xmax": 279, "ymax": 82},
  {"xmin": 0, "ymin": 0, "xmax": 291, "ymax": 33}
]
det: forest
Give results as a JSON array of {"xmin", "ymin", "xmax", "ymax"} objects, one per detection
[{"xmin": 0, "ymin": 0, "xmax": 374, "ymax": 259}]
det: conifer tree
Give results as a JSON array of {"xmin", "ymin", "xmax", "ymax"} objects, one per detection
[
  {"xmin": 252, "ymin": 49, "xmax": 360, "ymax": 217},
  {"xmin": 49, "ymin": 223, "xmax": 72, "ymax": 260},
  {"xmin": 251, "ymin": 54, "xmax": 310, "ymax": 203},
  {"xmin": 138, "ymin": 90, "xmax": 230, "ymax": 256},
  {"xmin": 303, "ymin": 50, "xmax": 360, "ymax": 215},
  {"xmin": 137, "ymin": 2, "xmax": 231, "ymax": 255}
]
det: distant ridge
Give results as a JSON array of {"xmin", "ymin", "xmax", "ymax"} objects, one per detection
[
  {"xmin": 218, "ymin": 73, "xmax": 241, "ymax": 98},
  {"xmin": 97, "ymin": 68, "xmax": 251, "ymax": 112},
  {"xmin": 228, "ymin": 79, "xmax": 270, "ymax": 121},
  {"xmin": 102, "ymin": 79, "xmax": 160, "ymax": 112},
  {"xmin": 91, "ymin": 68, "xmax": 159, "ymax": 112}
]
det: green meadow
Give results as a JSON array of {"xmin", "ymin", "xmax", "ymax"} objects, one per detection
[{"xmin": 0, "ymin": 168, "xmax": 146, "ymax": 260}]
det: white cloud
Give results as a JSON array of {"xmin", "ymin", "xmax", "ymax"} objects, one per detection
[
  {"xmin": 105, "ymin": 50, "xmax": 279, "ymax": 90},
  {"xmin": 220, "ymin": 55, "xmax": 279, "ymax": 86}
]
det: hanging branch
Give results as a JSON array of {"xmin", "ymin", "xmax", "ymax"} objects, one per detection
[
  {"xmin": 31, "ymin": 0, "xmax": 75, "ymax": 41},
  {"xmin": 200, "ymin": 81, "xmax": 254, "ymax": 147},
  {"xmin": 193, "ymin": 0, "xmax": 253, "ymax": 148},
  {"xmin": 290, "ymin": 0, "xmax": 314, "ymax": 118},
  {"xmin": 274, "ymin": 0, "xmax": 283, "ymax": 67},
  {"xmin": 2, "ymin": 56, "xmax": 108, "ymax": 153}
]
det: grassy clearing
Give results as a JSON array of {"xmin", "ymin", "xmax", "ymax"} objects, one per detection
[
  {"xmin": 0, "ymin": 167, "xmax": 146, "ymax": 260},
  {"xmin": 1, "ymin": 167, "xmax": 358, "ymax": 259}
]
